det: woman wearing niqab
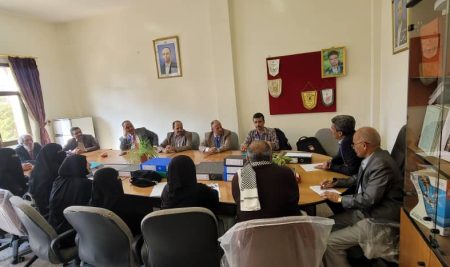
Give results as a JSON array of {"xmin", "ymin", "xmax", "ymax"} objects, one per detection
[
  {"xmin": 48, "ymin": 154, "xmax": 92, "ymax": 234},
  {"xmin": 90, "ymin": 167, "xmax": 153, "ymax": 236},
  {"xmin": 0, "ymin": 148, "xmax": 28, "ymax": 196},
  {"xmin": 28, "ymin": 143, "xmax": 66, "ymax": 216},
  {"xmin": 161, "ymin": 155, "xmax": 218, "ymax": 212}
]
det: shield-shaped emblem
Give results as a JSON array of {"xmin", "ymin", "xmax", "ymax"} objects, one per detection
[
  {"xmin": 321, "ymin": 88, "xmax": 334, "ymax": 106},
  {"xmin": 301, "ymin": 91, "xmax": 317, "ymax": 110},
  {"xmin": 268, "ymin": 79, "xmax": 282, "ymax": 98},
  {"xmin": 267, "ymin": 59, "xmax": 280, "ymax": 77}
]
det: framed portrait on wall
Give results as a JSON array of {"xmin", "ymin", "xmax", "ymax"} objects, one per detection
[
  {"xmin": 392, "ymin": 0, "xmax": 408, "ymax": 54},
  {"xmin": 321, "ymin": 47, "xmax": 346, "ymax": 78},
  {"xmin": 153, "ymin": 36, "xmax": 182, "ymax": 78}
]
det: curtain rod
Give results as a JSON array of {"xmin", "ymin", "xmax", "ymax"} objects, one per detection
[{"xmin": 0, "ymin": 54, "xmax": 37, "ymax": 59}]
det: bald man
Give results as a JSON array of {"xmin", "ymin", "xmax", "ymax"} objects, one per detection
[
  {"xmin": 321, "ymin": 127, "xmax": 403, "ymax": 267},
  {"xmin": 232, "ymin": 141, "xmax": 300, "ymax": 223},
  {"xmin": 199, "ymin": 120, "xmax": 232, "ymax": 153}
]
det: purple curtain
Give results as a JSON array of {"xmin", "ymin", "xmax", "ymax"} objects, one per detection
[{"xmin": 8, "ymin": 57, "xmax": 51, "ymax": 145}]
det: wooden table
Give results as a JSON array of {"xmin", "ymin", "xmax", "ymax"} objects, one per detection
[{"xmin": 85, "ymin": 149, "xmax": 348, "ymax": 214}]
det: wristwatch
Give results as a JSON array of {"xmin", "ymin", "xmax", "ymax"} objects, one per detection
[{"xmin": 338, "ymin": 196, "xmax": 342, "ymax": 203}]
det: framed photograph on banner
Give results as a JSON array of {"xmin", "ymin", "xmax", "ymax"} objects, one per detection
[
  {"xmin": 392, "ymin": 0, "xmax": 408, "ymax": 54},
  {"xmin": 321, "ymin": 47, "xmax": 346, "ymax": 78},
  {"xmin": 153, "ymin": 36, "xmax": 182, "ymax": 78}
]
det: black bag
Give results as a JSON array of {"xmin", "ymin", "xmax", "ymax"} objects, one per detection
[
  {"xmin": 275, "ymin": 128, "xmax": 292, "ymax": 150},
  {"xmin": 130, "ymin": 170, "xmax": 162, "ymax": 187},
  {"xmin": 296, "ymin": 136, "xmax": 328, "ymax": 155}
]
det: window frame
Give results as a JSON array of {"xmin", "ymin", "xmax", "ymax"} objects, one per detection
[{"xmin": 0, "ymin": 62, "xmax": 31, "ymax": 147}]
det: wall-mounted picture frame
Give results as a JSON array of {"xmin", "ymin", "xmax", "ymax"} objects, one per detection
[
  {"xmin": 153, "ymin": 36, "xmax": 182, "ymax": 78},
  {"xmin": 392, "ymin": 0, "xmax": 408, "ymax": 54},
  {"xmin": 321, "ymin": 47, "xmax": 346, "ymax": 78}
]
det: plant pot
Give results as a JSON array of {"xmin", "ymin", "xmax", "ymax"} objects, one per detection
[{"xmin": 140, "ymin": 154, "xmax": 148, "ymax": 163}]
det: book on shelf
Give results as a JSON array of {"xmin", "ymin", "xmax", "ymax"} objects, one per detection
[
  {"xmin": 418, "ymin": 104, "xmax": 446, "ymax": 154},
  {"xmin": 409, "ymin": 169, "xmax": 450, "ymax": 236}
]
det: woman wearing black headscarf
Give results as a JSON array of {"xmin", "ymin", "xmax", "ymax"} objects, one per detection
[
  {"xmin": 28, "ymin": 143, "xmax": 66, "ymax": 217},
  {"xmin": 48, "ymin": 154, "xmax": 92, "ymax": 234},
  {"xmin": 0, "ymin": 148, "xmax": 28, "ymax": 196},
  {"xmin": 161, "ymin": 155, "xmax": 219, "ymax": 212},
  {"xmin": 90, "ymin": 168, "xmax": 153, "ymax": 236}
]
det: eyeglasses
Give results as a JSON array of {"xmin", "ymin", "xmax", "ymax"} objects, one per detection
[{"xmin": 351, "ymin": 141, "xmax": 366, "ymax": 149}]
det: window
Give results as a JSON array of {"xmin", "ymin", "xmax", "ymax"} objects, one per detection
[{"xmin": 0, "ymin": 63, "xmax": 30, "ymax": 147}]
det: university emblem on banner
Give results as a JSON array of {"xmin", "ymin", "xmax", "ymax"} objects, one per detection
[
  {"xmin": 321, "ymin": 88, "xmax": 334, "ymax": 106},
  {"xmin": 301, "ymin": 90, "xmax": 317, "ymax": 110},
  {"xmin": 267, "ymin": 59, "xmax": 280, "ymax": 77},
  {"xmin": 268, "ymin": 79, "xmax": 282, "ymax": 98}
]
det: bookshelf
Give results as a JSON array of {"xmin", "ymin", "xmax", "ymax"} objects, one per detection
[{"xmin": 401, "ymin": 0, "xmax": 450, "ymax": 266}]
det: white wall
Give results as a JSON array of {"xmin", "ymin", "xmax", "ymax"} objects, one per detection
[
  {"xmin": 0, "ymin": 10, "xmax": 76, "ymax": 138},
  {"xmin": 378, "ymin": 0, "xmax": 408, "ymax": 150},
  {"xmin": 58, "ymin": 0, "xmax": 238, "ymax": 149},
  {"xmin": 229, "ymin": 0, "xmax": 380, "ymax": 146}
]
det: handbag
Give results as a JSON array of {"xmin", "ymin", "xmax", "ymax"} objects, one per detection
[
  {"xmin": 129, "ymin": 170, "xmax": 162, "ymax": 187},
  {"xmin": 296, "ymin": 136, "xmax": 328, "ymax": 155}
]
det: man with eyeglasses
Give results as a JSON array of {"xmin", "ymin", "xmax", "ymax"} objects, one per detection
[{"xmin": 320, "ymin": 127, "xmax": 403, "ymax": 267}]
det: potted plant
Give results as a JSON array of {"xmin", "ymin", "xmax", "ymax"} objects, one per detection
[
  {"xmin": 129, "ymin": 139, "xmax": 158, "ymax": 164},
  {"xmin": 272, "ymin": 153, "xmax": 292, "ymax": 166}
]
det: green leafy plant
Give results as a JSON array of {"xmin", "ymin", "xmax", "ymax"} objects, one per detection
[
  {"xmin": 272, "ymin": 153, "xmax": 292, "ymax": 166},
  {"xmin": 129, "ymin": 138, "xmax": 158, "ymax": 164}
]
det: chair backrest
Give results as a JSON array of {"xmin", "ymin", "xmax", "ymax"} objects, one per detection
[
  {"xmin": 9, "ymin": 196, "xmax": 58, "ymax": 263},
  {"xmin": 191, "ymin": 131, "xmax": 200, "ymax": 150},
  {"xmin": 64, "ymin": 206, "xmax": 138, "ymax": 267},
  {"xmin": 314, "ymin": 128, "xmax": 339, "ymax": 157},
  {"xmin": 219, "ymin": 216, "xmax": 334, "ymax": 267},
  {"xmin": 229, "ymin": 131, "xmax": 239, "ymax": 150},
  {"xmin": 141, "ymin": 207, "xmax": 220, "ymax": 267},
  {"xmin": 275, "ymin": 128, "xmax": 292, "ymax": 150},
  {"xmin": 0, "ymin": 189, "xmax": 27, "ymax": 236},
  {"xmin": 391, "ymin": 125, "xmax": 406, "ymax": 177}
]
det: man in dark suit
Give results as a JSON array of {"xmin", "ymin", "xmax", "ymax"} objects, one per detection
[
  {"xmin": 160, "ymin": 47, "xmax": 178, "ymax": 75},
  {"xmin": 320, "ymin": 127, "xmax": 403, "ymax": 267},
  {"xmin": 316, "ymin": 115, "xmax": 361, "ymax": 175},
  {"xmin": 15, "ymin": 134, "xmax": 42, "ymax": 164},
  {"xmin": 119, "ymin": 120, "xmax": 159, "ymax": 151},
  {"xmin": 199, "ymin": 120, "xmax": 232, "ymax": 153},
  {"xmin": 63, "ymin": 127, "xmax": 99, "ymax": 154}
]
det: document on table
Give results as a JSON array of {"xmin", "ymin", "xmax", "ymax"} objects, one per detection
[
  {"xmin": 310, "ymin": 185, "xmax": 341, "ymax": 195},
  {"xmin": 207, "ymin": 183, "xmax": 221, "ymax": 198},
  {"xmin": 150, "ymin": 182, "xmax": 167, "ymax": 197},
  {"xmin": 300, "ymin": 163, "xmax": 322, "ymax": 172}
]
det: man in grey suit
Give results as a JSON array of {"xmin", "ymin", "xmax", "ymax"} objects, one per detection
[
  {"xmin": 320, "ymin": 127, "xmax": 403, "ymax": 267},
  {"xmin": 119, "ymin": 120, "xmax": 159, "ymax": 151},
  {"xmin": 158, "ymin": 120, "xmax": 192, "ymax": 153},
  {"xmin": 199, "ymin": 120, "xmax": 232, "ymax": 153},
  {"xmin": 63, "ymin": 127, "xmax": 99, "ymax": 154}
]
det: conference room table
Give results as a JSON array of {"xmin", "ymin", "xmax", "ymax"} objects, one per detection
[{"xmin": 84, "ymin": 149, "xmax": 348, "ymax": 215}]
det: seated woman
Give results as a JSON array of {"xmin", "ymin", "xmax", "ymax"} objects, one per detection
[
  {"xmin": 0, "ymin": 148, "xmax": 28, "ymax": 196},
  {"xmin": 28, "ymin": 143, "xmax": 67, "ymax": 217},
  {"xmin": 90, "ymin": 167, "xmax": 153, "ymax": 236},
  {"xmin": 161, "ymin": 155, "xmax": 219, "ymax": 212},
  {"xmin": 48, "ymin": 154, "xmax": 92, "ymax": 234}
]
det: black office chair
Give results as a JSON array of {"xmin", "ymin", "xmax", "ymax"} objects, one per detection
[
  {"xmin": 9, "ymin": 196, "xmax": 78, "ymax": 266},
  {"xmin": 141, "ymin": 207, "xmax": 220, "ymax": 267},
  {"xmin": 64, "ymin": 206, "xmax": 140, "ymax": 267},
  {"xmin": 391, "ymin": 125, "xmax": 406, "ymax": 177}
]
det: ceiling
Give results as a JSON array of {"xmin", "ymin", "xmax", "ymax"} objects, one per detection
[{"xmin": 0, "ymin": 0, "xmax": 134, "ymax": 23}]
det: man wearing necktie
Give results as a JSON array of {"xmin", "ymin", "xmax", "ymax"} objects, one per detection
[
  {"xmin": 199, "ymin": 120, "xmax": 232, "ymax": 154},
  {"xmin": 320, "ymin": 127, "xmax": 403, "ymax": 267}
]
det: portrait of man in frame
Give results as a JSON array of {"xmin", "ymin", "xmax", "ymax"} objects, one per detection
[
  {"xmin": 153, "ymin": 36, "xmax": 182, "ymax": 78},
  {"xmin": 321, "ymin": 47, "xmax": 346, "ymax": 78},
  {"xmin": 392, "ymin": 0, "xmax": 408, "ymax": 54}
]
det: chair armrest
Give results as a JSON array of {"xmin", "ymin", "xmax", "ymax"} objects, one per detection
[{"xmin": 50, "ymin": 229, "xmax": 76, "ymax": 262}]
